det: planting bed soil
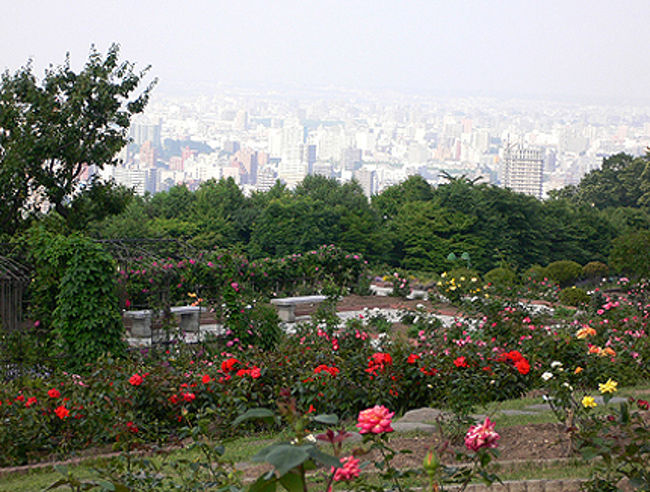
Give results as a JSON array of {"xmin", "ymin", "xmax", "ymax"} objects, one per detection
[
  {"xmin": 236, "ymin": 422, "xmax": 573, "ymax": 480},
  {"xmin": 295, "ymin": 294, "xmax": 462, "ymax": 317}
]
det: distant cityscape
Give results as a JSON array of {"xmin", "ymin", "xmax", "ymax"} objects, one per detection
[{"xmin": 90, "ymin": 86, "xmax": 650, "ymax": 200}]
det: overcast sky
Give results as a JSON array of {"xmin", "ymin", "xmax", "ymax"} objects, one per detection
[{"xmin": 2, "ymin": 0, "xmax": 649, "ymax": 101}]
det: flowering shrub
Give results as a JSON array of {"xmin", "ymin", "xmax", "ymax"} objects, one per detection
[
  {"xmin": 389, "ymin": 271, "xmax": 410, "ymax": 297},
  {"xmin": 1, "ymin": 278, "xmax": 647, "ymax": 470},
  {"xmin": 435, "ymin": 271, "xmax": 482, "ymax": 304}
]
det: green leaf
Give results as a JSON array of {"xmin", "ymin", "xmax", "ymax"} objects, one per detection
[
  {"xmin": 312, "ymin": 413, "xmax": 338, "ymax": 425},
  {"xmin": 43, "ymin": 478, "xmax": 71, "ymax": 491},
  {"xmin": 253, "ymin": 444, "xmax": 310, "ymax": 476},
  {"xmin": 278, "ymin": 471, "xmax": 304, "ymax": 492},
  {"xmin": 94, "ymin": 480, "xmax": 117, "ymax": 491},
  {"xmin": 232, "ymin": 408, "xmax": 275, "ymax": 426},
  {"xmin": 303, "ymin": 445, "xmax": 341, "ymax": 469},
  {"xmin": 249, "ymin": 472, "xmax": 277, "ymax": 492}
]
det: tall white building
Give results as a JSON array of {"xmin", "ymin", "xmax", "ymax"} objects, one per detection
[{"xmin": 502, "ymin": 143, "xmax": 544, "ymax": 199}]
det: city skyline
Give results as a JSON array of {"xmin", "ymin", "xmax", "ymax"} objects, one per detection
[{"xmin": 2, "ymin": 0, "xmax": 650, "ymax": 103}]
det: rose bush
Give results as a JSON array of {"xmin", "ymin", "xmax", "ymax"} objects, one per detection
[{"xmin": 1, "ymin": 277, "xmax": 647, "ymax": 468}]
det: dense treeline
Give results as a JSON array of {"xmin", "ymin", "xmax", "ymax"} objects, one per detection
[
  {"xmin": 2, "ymin": 48, "xmax": 648, "ymax": 275},
  {"xmin": 49, "ymin": 152, "xmax": 645, "ymax": 274},
  {"xmin": 2, "ymin": 56, "xmax": 648, "ymax": 274}
]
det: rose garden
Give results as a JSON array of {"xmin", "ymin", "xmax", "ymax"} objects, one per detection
[
  {"xmin": 0, "ymin": 238, "xmax": 648, "ymax": 491},
  {"xmin": 2, "ymin": 45, "xmax": 650, "ymax": 491}
]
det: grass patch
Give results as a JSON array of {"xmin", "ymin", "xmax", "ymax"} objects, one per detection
[
  {"xmin": 494, "ymin": 458, "xmax": 593, "ymax": 481},
  {"xmin": 490, "ymin": 412, "xmax": 557, "ymax": 428}
]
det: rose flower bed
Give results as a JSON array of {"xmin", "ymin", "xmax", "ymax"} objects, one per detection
[{"xmin": 1, "ymin": 278, "xmax": 648, "ymax": 468}]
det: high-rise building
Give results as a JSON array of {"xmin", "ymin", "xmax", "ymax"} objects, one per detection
[
  {"xmin": 354, "ymin": 169, "xmax": 377, "ymax": 197},
  {"xmin": 502, "ymin": 143, "xmax": 544, "ymax": 199},
  {"xmin": 256, "ymin": 166, "xmax": 278, "ymax": 192},
  {"xmin": 130, "ymin": 121, "xmax": 162, "ymax": 148}
]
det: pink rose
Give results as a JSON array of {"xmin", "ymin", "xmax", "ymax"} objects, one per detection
[
  {"xmin": 465, "ymin": 417, "xmax": 499, "ymax": 452},
  {"xmin": 356, "ymin": 405, "xmax": 394, "ymax": 434},
  {"xmin": 332, "ymin": 455, "xmax": 360, "ymax": 481}
]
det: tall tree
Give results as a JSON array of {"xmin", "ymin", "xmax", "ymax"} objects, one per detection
[
  {"xmin": 0, "ymin": 44, "xmax": 155, "ymax": 236},
  {"xmin": 549, "ymin": 153, "xmax": 650, "ymax": 210}
]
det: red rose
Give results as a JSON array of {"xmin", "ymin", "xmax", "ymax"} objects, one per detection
[
  {"xmin": 182, "ymin": 392, "xmax": 196, "ymax": 402},
  {"xmin": 220, "ymin": 358, "xmax": 239, "ymax": 372},
  {"xmin": 454, "ymin": 356, "xmax": 468, "ymax": 368},
  {"xmin": 515, "ymin": 359, "xmax": 530, "ymax": 375},
  {"xmin": 55, "ymin": 405, "xmax": 70, "ymax": 419},
  {"xmin": 48, "ymin": 388, "xmax": 61, "ymax": 399},
  {"xmin": 129, "ymin": 374, "xmax": 143, "ymax": 386},
  {"xmin": 407, "ymin": 354, "xmax": 420, "ymax": 364}
]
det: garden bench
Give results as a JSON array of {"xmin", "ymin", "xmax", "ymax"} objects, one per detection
[
  {"xmin": 369, "ymin": 285, "xmax": 392, "ymax": 296},
  {"xmin": 124, "ymin": 305, "xmax": 204, "ymax": 338},
  {"xmin": 270, "ymin": 295, "xmax": 327, "ymax": 322}
]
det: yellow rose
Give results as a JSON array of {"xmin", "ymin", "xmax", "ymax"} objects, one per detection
[
  {"xmin": 581, "ymin": 396, "xmax": 597, "ymax": 408},
  {"xmin": 598, "ymin": 378, "xmax": 618, "ymax": 394}
]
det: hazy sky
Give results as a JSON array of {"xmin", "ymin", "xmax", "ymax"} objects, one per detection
[{"xmin": 2, "ymin": 0, "xmax": 649, "ymax": 101}]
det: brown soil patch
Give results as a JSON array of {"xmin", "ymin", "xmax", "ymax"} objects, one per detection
[
  {"xmin": 295, "ymin": 295, "xmax": 462, "ymax": 318},
  {"xmin": 235, "ymin": 422, "xmax": 572, "ymax": 480}
]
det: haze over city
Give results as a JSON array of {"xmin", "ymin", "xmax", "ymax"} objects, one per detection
[
  {"xmin": 3, "ymin": 0, "xmax": 650, "ymax": 102},
  {"xmin": 2, "ymin": 0, "xmax": 650, "ymax": 199}
]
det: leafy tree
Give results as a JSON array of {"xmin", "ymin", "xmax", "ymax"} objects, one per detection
[
  {"xmin": 66, "ymin": 178, "xmax": 134, "ymax": 232},
  {"xmin": 150, "ymin": 184, "xmax": 195, "ymax": 219},
  {"xmin": 550, "ymin": 153, "xmax": 650, "ymax": 210},
  {"xmin": 0, "ymin": 44, "xmax": 155, "ymax": 236},
  {"xmin": 545, "ymin": 260, "xmax": 583, "ymax": 287},
  {"xmin": 609, "ymin": 231, "xmax": 650, "ymax": 279},
  {"xmin": 371, "ymin": 175, "xmax": 433, "ymax": 220},
  {"xmin": 191, "ymin": 178, "xmax": 251, "ymax": 249},
  {"xmin": 0, "ymin": 45, "xmax": 153, "ymax": 234}
]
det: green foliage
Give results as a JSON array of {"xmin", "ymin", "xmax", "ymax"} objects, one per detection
[
  {"xmin": 66, "ymin": 178, "xmax": 134, "ymax": 232},
  {"xmin": 609, "ymin": 230, "xmax": 650, "ymax": 279},
  {"xmin": 545, "ymin": 260, "xmax": 583, "ymax": 287},
  {"xmin": 371, "ymin": 174, "xmax": 433, "ymax": 220},
  {"xmin": 582, "ymin": 261, "xmax": 609, "ymax": 282},
  {"xmin": 551, "ymin": 152, "xmax": 650, "ymax": 210},
  {"xmin": 23, "ymin": 229, "xmax": 125, "ymax": 368},
  {"xmin": 524, "ymin": 264, "xmax": 547, "ymax": 281},
  {"xmin": 53, "ymin": 239, "xmax": 126, "ymax": 368},
  {"xmin": 484, "ymin": 267, "xmax": 519, "ymax": 291},
  {"xmin": 558, "ymin": 287, "xmax": 590, "ymax": 307},
  {"xmin": 0, "ymin": 44, "xmax": 154, "ymax": 235}
]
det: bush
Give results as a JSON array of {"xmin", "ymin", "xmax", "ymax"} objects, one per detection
[
  {"xmin": 524, "ymin": 264, "xmax": 547, "ymax": 282},
  {"xmin": 484, "ymin": 267, "xmax": 518, "ymax": 291},
  {"xmin": 558, "ymin": 286, "xmax": 590, "ymax": 306},
  {"xmin": 582, "ymin": 261, "xmax": 609, "ymax": 282},
  {"xmin": 545, "ymin": 260, "xmax": 583, "ymax": 287}
]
